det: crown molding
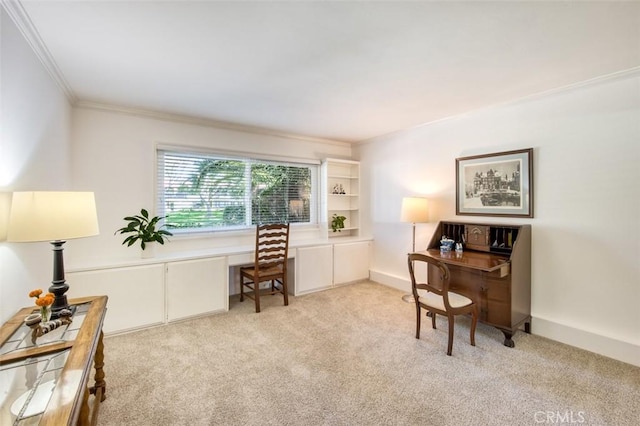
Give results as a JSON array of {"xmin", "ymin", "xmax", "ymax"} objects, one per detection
[
  {"xmin": 1, "ymin": 0, "xmax": 77, "ymax": 102},
  {"xmin": 357, "ymin": 66, "xmax": 640, "ymax": 145},
  {"xmin": 75, "ymin": 100, "xmax": 352, "ymax": 147}
]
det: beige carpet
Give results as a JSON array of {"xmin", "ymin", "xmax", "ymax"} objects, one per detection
[{"xmin": 96, "ymin": 281, "xmax": 639, "ymax": 425}]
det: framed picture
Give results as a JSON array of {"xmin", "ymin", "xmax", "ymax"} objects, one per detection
[{"xmin": 456, "ymin": 148, "xmax": 533, "ymax": 217}]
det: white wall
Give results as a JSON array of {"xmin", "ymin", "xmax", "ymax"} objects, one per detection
[
  {"xmin": 0, "ymin": 9, "xmax": 73, "ymax": 322},
  {"xmin": 67, "ymin": 106, "xmax": 351, "ymax": 268},
  {"xmin": 355, "ymin": 73, "xmax": 640, "ymax": 366}
]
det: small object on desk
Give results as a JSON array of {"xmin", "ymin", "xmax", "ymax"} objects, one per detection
[
  {"xmin": 455, "ymin": 243, "xmax": 463, "ymax": 253},
  {"xmin": 440, "ymin": 237, "xmax": 455, "ymax": 253}
]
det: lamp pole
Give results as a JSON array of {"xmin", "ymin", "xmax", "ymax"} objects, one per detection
[{"xmin": 49, "ymin": 240, "xmax": 70, "ymax": 317}]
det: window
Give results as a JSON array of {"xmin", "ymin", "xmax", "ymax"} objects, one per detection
[{"xmin": 157, "ymin": 148, "xmax": 318, "ymax": 233}]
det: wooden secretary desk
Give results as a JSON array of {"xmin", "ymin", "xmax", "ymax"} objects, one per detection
[{"xmin": 420, "ymin": 221, "xmax": 531, "ymax": 347}]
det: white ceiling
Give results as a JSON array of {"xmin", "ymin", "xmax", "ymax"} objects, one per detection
[{"xmin": 11, "ymin": 0, "xmax": 640, "ymax": 143}]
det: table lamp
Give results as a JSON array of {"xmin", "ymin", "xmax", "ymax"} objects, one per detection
[
  {"xmin": 400, "ymin": 196, "xmax": 429, "ymax": 302},
  {"xmin": 7, "ymin": 192, "xmax": 99, "ymax": 318}
]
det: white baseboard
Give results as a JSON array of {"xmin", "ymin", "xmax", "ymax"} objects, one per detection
[
  {"xmin": 369, "ymin": 269, "xmax": 640, "ymax": 367},
  {"xmin": 532, "ymin": 317, "xmax": 639, "ymax": 367},
  {"xmin": 370, "ymin": 269, "xmax": 411, "ymax": 293}
]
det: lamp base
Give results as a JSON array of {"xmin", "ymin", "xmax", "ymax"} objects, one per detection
[
  {"xmin": 401, "ymin": 293, "xmax": 415, "ymax": 303},
  {"xmin": 49, "ymin": 240, "xmax": 70, "ymax": 318}
]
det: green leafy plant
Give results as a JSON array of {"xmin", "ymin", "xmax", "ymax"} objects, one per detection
[
  {"xmin": 115, "ymin": 209, "xmax": 173, "ymax": 250},
  {"xmin": 331, "ymin": 214, "xmax": 347, "ymax": 232}
]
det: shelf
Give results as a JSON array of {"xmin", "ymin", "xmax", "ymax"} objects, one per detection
[
  {"xmin": 325, "ymin": 158, "xmax": 360, "ymax": 239},
  {"xmin": 328, "ymin": 174, "xmax": 359, "ymax": 179}
]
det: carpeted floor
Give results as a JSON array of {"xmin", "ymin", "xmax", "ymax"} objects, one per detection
[{"xmin": 96, "ymin": 281, "xmax": 640, "ymax": 425}]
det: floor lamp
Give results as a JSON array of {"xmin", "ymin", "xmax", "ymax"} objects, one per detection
[
  {"xmin": 400, "ymin": 196, "xmax": 429, "ymax": 303},
  {"xmin": 8, "ymin": 192, "xmax": 100, "ymax": 318}
]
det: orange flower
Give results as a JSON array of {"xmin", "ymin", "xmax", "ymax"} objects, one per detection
[{"xmin": 29, "ymin": 289, "xmax": 54, "ymax": 307}]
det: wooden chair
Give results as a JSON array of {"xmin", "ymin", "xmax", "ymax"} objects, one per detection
[
  {"xmin": 407, "ymin": 252, "xmax": 478, "ymax": 356},
  {"xmin": 240, "ymin": 223, "xmax": 290, "ymax": 313}
]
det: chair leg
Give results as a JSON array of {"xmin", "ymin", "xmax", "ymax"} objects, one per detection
[
  {"xmin": 415, "ymin": 305, "xmax": 421, "ymax": 339},
  {"xmin": 240, "ymin": 277, "xmax": 244, "ymax": 302},
  {"xmin": 281, "ymin": 278, "xmax": 289, "ymax": 306},
  {"xmin": 470, "ymin": 306, "xmax": 478, "ymax": 347},
  {"xmin": 431, "ymin": 311, "xmax": 437, "ymax": 329},
  {"xmin": 446, "ymin": 314, "xmax": 455, "ymax": 356},
  {"xmin": 254, "ymin": 279, "xmax": 261, "ymax": 313}
]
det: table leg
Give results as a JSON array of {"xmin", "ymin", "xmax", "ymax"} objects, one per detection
[{"xmin": 89, "ymin": 331, "xmax": 106, "ymax": 402}]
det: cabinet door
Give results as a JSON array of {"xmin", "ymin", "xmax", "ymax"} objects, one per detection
[
  {"xmin": 166, "ymin": 257, "xmax": 227, "ymax": 322},
  {"xmin": 333, "ymin": 241, "xmax": 370, "ymax": 285},
  {"xmin": 295, "ymin": 245, "xmax": 333, "ymax": 295},
  {"xmin": 67, "ymin": 264, "xmax": 165, "ymax": 333}
]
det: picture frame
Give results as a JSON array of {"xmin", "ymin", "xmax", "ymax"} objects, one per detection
[{"xmin": 456, "ymin": 148, "xmax": 533, "ymax": 218}]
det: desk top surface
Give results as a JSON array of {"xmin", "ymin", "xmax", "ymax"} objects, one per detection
[{"xmin": 420, "ymin": 249, "xmax": 509, "ymax": 272}]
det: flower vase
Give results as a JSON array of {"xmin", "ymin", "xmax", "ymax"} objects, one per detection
[{"xmin": 40, "ymin": 306, "xmax": 51, "ymax": 322}]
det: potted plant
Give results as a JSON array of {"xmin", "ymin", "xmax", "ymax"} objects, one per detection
[
  {"xmin": 331, "ymin": 214, "xmax": 347, "ymax": 232},
  {"xmin": 115, "ymin": 209, "xmax": 173, "ymax": 256}
]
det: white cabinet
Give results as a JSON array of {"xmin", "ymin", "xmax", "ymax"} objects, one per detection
[
  {"xmin": 166, "ymin": 257, "xmax": 227, "ymax": 322},
  {"xmin": 333, "ymin": 241, "xmax": 370, "ymax": 285},
  {"xmin": 67, "ymin": 264, "xmax": 165, "ymax": 333},
  {"xmin": 325, "ymin": 159, "xmax": 360, "ymax": 238},
  {"xmin": 295, "ymin": 241, "xmax": 371, "ymax": 294},
  {"xmin": 295, "ymin": 245, "xmax": 333, "ymax": 295}
]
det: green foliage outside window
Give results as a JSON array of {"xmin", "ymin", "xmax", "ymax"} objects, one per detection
[{"xmin": 159, "ymin": 151, "xmax": 314, "ymax": 231}]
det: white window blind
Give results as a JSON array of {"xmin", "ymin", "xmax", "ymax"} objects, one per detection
[{"xmin": 157, "ymin": 149, "xmax": 317, "ymax": 232}]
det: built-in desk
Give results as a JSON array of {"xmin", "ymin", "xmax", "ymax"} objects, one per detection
[
  {"xmin": 422, "ymin": 221, "xmax": 531, "ymax": 347},
  {"xmin": 65, "ymin": 237, "xmax": 371, "ymax": 334}
]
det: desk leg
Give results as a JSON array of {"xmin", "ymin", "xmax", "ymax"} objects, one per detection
[
  {"xmin": 90, "ymin": 331, "xmax": 107, "ymax": 402},
  {"xmin": 502, "ymin": 330, "xmax": 515, "ymax": 348}
]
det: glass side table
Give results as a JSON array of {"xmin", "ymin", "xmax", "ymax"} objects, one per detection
[{"xmin": 0, "ymin": 296, "xmax": 108, "ymax": 425}]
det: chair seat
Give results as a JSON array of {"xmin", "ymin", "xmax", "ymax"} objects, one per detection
[
  {"xmin": 417, "ymin": 289, "xmax": 473, "ymax": 311},
  {"xmin": 241, "ymin": 264, "xmax": 284, "ymax": 281}
]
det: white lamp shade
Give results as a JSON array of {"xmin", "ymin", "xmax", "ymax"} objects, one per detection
[
  {"xmin": 400, "ymin": 197, "xmax": 429, "ymax": 223},
  {"xmin": 7, "ymin": 192, "xmax": 100, "ymax": 242}
]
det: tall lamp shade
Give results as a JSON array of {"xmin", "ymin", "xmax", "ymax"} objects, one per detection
[{"xmin": 8, "ymin": 192, "xmax": 99, "ymax": 317}]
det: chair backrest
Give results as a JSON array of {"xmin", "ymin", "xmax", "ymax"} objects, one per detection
[
  {"xmin": 407, "ymin": 253, "xmax": 454, "ymax": 308},
  {"xmin": 254, "ymin": 223, "xmax": 290, "ymax": 272}
]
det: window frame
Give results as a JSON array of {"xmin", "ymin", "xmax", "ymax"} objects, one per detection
[{"xmin": 156, "ymin": 146, "xmax": 320, "ymax": 235}]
